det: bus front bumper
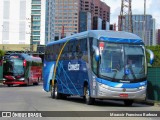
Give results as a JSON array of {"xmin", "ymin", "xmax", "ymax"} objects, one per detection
[
  {"xmin": 3, "ymin": 79, "xmax": 26, "ymax": 85},
  {"xmin": 92, "ymin": 83, "xmax": 146, "ymax": 100}
]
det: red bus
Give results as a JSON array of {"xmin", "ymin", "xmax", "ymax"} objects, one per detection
[{"xmin": 3, "ymin": 53, "xmax": 42, "ymax": 87}]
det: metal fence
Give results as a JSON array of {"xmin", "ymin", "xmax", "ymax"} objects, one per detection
[{"xmin": 147, "ymin": 67, "xmax": 160, "ymax": 101}]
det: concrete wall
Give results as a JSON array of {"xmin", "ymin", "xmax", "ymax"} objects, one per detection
[{"xmin": 0, "ymin": 44, "xmax": 37, "ymax": 52}]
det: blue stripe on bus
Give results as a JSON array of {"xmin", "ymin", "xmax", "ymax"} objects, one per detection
[
  {"xmin": 99, "ymin": 37, "xmax": 143, "ymax": 44},
  {"xmin": 96, "ymin": 78, "xmax": 147, "ymax": 88},
  {"xmin": 43, "ymin": 61, "xmax": 55, "ymax": 92},
  {"xmin": 47, "ymin": 38, "xmax": 77, "ymax": 46},
  {"xmin": 57, "ymin": 61, "xmax": 79, "ymax": 95}
]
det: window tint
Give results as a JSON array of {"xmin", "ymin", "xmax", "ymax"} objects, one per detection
[{"xmin": 45, "ymin": 37, "xmax": 88, "ymax": 61}]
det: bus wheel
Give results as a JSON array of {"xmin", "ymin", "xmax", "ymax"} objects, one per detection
[
  {"xmin": 51, "ymin": 83, "xmax": 61, "ymax": 99},
  {"xmin": 7, "ymin": 84, "xmax": 13, "ymax": 87},
  {"xmin": 50, "ymin": 84, "xmax": 55, "ymax": 99},
  {"xmin": 27, "ymin": 78, "xmax": 30, "ymax": 86},
  {"xmin": 34, "ymin": 78, "xmax": 40, "ymax": 85},
  {"xmin": 84, "ymin": 86, "xmax": 95, "ymax": 105},
  {"xmin": 124, "ymin": 100, "xmax": 133, "ymax": 106}
]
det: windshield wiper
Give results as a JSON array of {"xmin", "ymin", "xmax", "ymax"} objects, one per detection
[
  {"xmin": 112, "ymin": 70, "xmax": 118, "ymax": 81},
  {"xmin": 139, "ymin": 64, "xmax": 145, "ymax": 74},
  {"xmin": 128, "ymin": 65, "xmax": 137, "ymax": 80}
]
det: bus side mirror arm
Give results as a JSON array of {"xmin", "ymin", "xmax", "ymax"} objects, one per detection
[
  {"xmin": 92, "ymin": 45, "xmax": 100, "ymax": 62},
  {"xmin": 146, "ymin": 49, "xmax": 154, "ymax": 65}
]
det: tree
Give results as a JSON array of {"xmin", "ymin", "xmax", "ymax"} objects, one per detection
[
  {"xmin": 0, "ymin": 50, "xmax": 5, "ymax": 60},
  {"xmin": 146, "ymin": 45, "xmax": 160, "ymax": 67}
]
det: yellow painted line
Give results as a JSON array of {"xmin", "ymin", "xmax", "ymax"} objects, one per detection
[{"xmin": 52, "ymin": 39, "xmax": 70, "ymax": 85}]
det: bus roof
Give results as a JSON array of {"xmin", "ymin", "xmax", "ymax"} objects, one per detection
[
  {"xmin": 6, "ymin": 53, "xmax": 42, "ymax": 63},
  {"xmin": 47, "ymin": 30, "xmax": 143, "ymax": 46}
]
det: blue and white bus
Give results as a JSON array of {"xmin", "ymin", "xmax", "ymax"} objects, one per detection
[{"xmin": 43, "ymin": 30, "xmax": 154, "ymax": 106}]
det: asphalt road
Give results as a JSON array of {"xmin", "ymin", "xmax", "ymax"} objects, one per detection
[{"xmin": 0, "ymin": 83, "xmax": 159, "ymax": 120}]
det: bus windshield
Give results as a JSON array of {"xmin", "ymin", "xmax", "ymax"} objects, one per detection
[
  {"xmin": 99, "ymin": 42, "xmax": 146, "ymax": 82},
  {"xmin": 4, "ymin": 59, "xmax": 24, "ymax": 76}
]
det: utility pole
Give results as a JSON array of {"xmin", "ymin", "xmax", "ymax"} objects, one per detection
[
  {"xmin": 61, "ymin": 26, "xmax": 64, "ymax": 39},
  {"xmin": 119, "ymin": 0, "xmax": 133, "ymax": 33}
]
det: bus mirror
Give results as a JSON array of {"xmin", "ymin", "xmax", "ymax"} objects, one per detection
[
  {"xmin": 92, "ymin": 45, "xmax": 100, "ymax": 61},
  {"xmin": 146, "ymin": 49, "xmax": 154, "ymax": 65}
]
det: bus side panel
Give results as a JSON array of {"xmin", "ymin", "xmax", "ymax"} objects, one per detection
[
  {"xmin": 24, "ymin": 65, "xmax": 31, "ymax": 83},
  {"xmin": 43, "ymin": 61, "xmax": 55, "ymax": 92},
  {"xmin": 30, "ymin": 66, "xmax": 42, "ymax": 83},
  {"xmin": 56, "ymin": 60, "xmax": 89, "ymax": 96}
]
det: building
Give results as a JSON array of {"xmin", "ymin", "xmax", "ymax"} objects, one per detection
[
  {"xmin": 157, "ymin": 29, "xmax": 160, "ymax": 44},
  {"xmin": 79, "ymin": 11, "xmax": 92, "ymax": 32},
  {"xmin": 45, "ymin": 0, "xmax": 55, "ymax": 44},
  {"xmin": 80, "ymin": 0, "xmax": 110, "ymax": 30},
  {"xmin": 45, "ymin": 0, "xmax": 110, "ymax": 43},
  {"xmin": 31, "ymin": 0, "xmax": 45, "ymax": 45},
  {"xmin": 45, "ymin": 0, "xmax": 80, "ymax": 43},
  {"xmin": 54, "ymin": 0, "xmax": 80, "ymax": 40},
  {"xmin": 118, "ymin": 14, "xmax": 156, "ymax": 46},
  {"xmin": 0, "ymin": 0, "xmax": 45, "ymax": 51}
]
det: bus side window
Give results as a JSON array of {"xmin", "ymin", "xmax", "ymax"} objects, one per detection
[
  {"xmin": 76, "ymin": 40, "xmax": 82, "ymax": 59},
  {"xmin": 50, "ymin": 46, "xmax": 53, "ymax": 61},
  {"xmin": 45, "ymin": 48, "xmax": 47, "ymax": 61},
  {"xmin": 50, "ymin": 45, "xmax": 53, "ymax": 61},
  {"xmin": 81, "ymin": 38, "xmax": 87, "ymax": 52},
  {"xmin": 48, "ymin": 46, "xmax": 51, "ymax": 61},
  {"xmin": 90, "ymin": 38, "xmax": 98, "ymax": 75},
  {"xmin": 76, "ymin": 41, "xmax": 80, "ymax": 53},
  {"xmin": 55, "ymin": 44, "xmax": 60, "ymax": 60},
  {"xmin": 46, "ymin": 46, "xmax": 49, "ymax": 61},
  {"xmin": 89, "ymin": 38, "xmax": 93, "ymax": 52},
  {"xmin": 63, "ymin": 42, "xmax": 69, "ymax": 60},
  {"xmin": 69, "ymin": 41, "xmax": 76, "ymax": 60}
]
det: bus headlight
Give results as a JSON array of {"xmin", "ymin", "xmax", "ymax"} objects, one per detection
[
  {"xmin": 139, "ymin": 86, "xmax": 146, "ymax": 90},
  {"xmin": 19, "ymin": 78, "xmax": 25, "ymax": 81},
  {"xmin": 100, "ymin": 84, "xmax": 109, "ymax": 89}
]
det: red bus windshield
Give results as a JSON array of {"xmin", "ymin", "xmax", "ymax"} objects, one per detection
[{"xmin": 3, "ymin": 59, "xmax": 24, "ymax": 76}]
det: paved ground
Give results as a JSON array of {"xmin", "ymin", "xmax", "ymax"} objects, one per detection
[{"xmin": 0, "ymin": 82, "xmax": 160, "ymax": 120}]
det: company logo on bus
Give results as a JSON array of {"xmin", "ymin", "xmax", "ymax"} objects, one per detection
[
  {"xmin": 68, "ymin": 62, "xmax": 80, "ymax": 71},
  {"xmin": 123, "ymin": 88, "xmax": 126, "ymax": 92},
  {"xmin": 99, "ymin": 42, "xmax": 104, "ymax": 54}
]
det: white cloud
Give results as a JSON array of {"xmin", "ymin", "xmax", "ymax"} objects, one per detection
[{"xmin": 104, "ymin": 0, "xmax": 160, "ymax": 28}]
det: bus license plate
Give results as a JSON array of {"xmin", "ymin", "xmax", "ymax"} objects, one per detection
[{"xmin": 119, "ymin": 94, "xmax": 128, "ymax": 98}]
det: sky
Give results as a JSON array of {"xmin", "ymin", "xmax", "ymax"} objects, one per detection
[{"xmin": 103, "ymin": 0, "xmax": 160, "ymax": 29}]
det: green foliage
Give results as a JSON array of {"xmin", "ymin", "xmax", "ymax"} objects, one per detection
[
  {"xmin": 0, "ymin": 50, "xmax": 5, "ymax": 60},
  {"xmin": 146, "ymin": 45, "xmax": 160, "ymax": 67}
]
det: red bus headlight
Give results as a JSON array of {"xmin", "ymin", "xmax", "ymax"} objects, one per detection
[{"xmin": 23, "ymin": 60, "xmax": 27, "ymax": 67}]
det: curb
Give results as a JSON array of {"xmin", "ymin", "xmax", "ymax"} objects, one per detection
[
  {"xmin": 153, "ymin": 102, "xmax": 160, "ymax": 107},
  {"xmin": 136, "ymin": 99, "xmax": 160, "ymax": 106},
  {"xmin": 0, "ymin": 81, "xmax": 4, "ymax": 86}
]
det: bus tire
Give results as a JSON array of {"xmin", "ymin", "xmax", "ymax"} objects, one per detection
[
  {"xmin": 124, "ymin": 100, "xmax": 133, "ymax": 106},
  {"xmin": 54, "ymin": 83, "xmax": 62, "ymax": 99},
  {"xmin": 51, "ymin": 83, "xmax": 61, "ymax": 99},
  {"xmin": 50, "ymin": 84, "xmax": 55, "ymax": 99},
  {"xmin": 27, "ymin": 78, "xmax": 30, "ymax": 86},
  {"xmin": 33, "ymin": 79, "xmax": 39, "ymax": 85},
  {"xmin": 33, "ymin": 82, "xmax": 38, "ymax": 85},
  {"xmin": 7, "ymin": 84, "xmax": 13, "ymax": 87},
  {"xmin": 84, "ymin": 85, "xmax": 95, "ymax": 105}
]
